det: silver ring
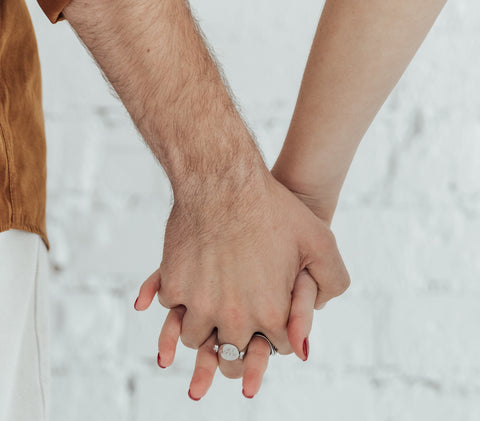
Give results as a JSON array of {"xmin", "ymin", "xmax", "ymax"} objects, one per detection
[
  {"xmin": 213, "ymin": 333, "xmax": 278, "ymax": 361},
  {"xmin": 213, "ymin": 343, "xmax": 245, "ymax": 361},
  {"xmin": 252, "ymin": 332, "xmax": 278, "ymax": 356}
]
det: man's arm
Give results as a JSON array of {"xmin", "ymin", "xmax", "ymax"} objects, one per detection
[
  {"xmin": 63, "ymin": 0, "xmax": 350, "ymax": 381},
  {"xmin": 272, "ymin": 0, "xmax": 447, "ymax": 225},
  {"xmin": 64, "ymin": 0, "xmax": 265, "ymax": 196}
]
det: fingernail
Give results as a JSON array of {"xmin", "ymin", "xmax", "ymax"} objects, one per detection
[
  {"xmin": 157, "ymin": 352, "xmax": 166, "ymax": 369},
  {"xmin": 242, "ymin": 388, "xmax": 254, "ymax": 399},
  {"xmin": 303, "ymin": 337, "xmax": 309, "ymax": 361},
  {"xmin": 188, "ymin": 389, "xmax": 201, "ymax": 401},
  {"xmin": 134, "ymin": 297, "xmax": 139, "ymax": 310}
]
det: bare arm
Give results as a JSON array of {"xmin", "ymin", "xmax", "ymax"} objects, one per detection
[
  {"xmin": 64, "ymin": 0, "xmax": 265, "ymax": 196},
  {"xmin": 63, "ymin": 0, "xmax": 350, "ymax": 386},
  {"xmin": 272, "ymin": 0, "xmax": 447, "ymax": 225}
]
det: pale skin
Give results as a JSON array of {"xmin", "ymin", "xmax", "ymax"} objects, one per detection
[
  {"xmin": 136, "ymin": 0, "xmax": 447, "ymax": 399},
  {"xmin": 63, "ymin": 0, "xmax": 349, "ymax": 388},
  {"xmin": 63, "ymin": 0, "xmax": 447, "ymax": 401}
]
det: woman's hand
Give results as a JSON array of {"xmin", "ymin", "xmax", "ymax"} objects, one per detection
[{"xmin": 136, "ymin": 270, "xmax": 319, "ymax": 400}]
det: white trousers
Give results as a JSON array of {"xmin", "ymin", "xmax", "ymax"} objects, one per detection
[{"xmin": 0, "ymin": 229, "xmax": 50, "ymax": 421}]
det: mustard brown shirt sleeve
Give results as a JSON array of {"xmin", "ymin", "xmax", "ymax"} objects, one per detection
[
  {"xmin": 0, "ymin": 0, "xmax": 53, "ymax": 249},
  {"xmin": 37, "ymin": 0, "xmax": 72, "ymax": 23}
]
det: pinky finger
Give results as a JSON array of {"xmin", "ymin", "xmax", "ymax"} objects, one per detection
[{"xmin": 188, "ymin": 331, "xmax": 218, "ymax": 401}]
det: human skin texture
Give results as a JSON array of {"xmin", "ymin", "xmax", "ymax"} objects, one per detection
[
  {"xmin": 63, "ymin": 0, "xmax": 350, "ymax": 391},
  {"xmin": 137, "ymin": 0, "xmax": 448, "ymax": 400},
  {"xmin": 272, "ymin": 0, "xmax": 448, "ymax": 224}
]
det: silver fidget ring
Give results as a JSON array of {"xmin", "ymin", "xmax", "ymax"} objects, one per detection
[
  {"xmin": 213, "ymin": 333, "xmax": 278, "ymax": 361},
  {"xmin": 252, "ymin": 332, "xmax": 278, "ymax": 356}
]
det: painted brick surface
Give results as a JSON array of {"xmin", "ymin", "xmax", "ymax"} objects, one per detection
[{"xmin": 25, "ymin": 0, "xmax": 480, "ymax": 420}]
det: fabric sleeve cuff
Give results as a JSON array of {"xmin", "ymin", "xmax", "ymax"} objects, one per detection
[{"xmin": 37, "ymin": 0, "xmax": 72, "ymax": 23}]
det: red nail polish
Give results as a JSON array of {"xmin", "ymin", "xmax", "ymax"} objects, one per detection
[
  {"xmin": 188, "ymin": 389, "xmax": 201, "ymax": 401},
  {"xmin": 157, "ymin": 352, "xmax": 166, "ymax": 369},
  {"xmin": 134, "ymin": 297, "xmax": 139, "ymax": 310},
  {"xmin": 303, "ymin": 337, "xmax": 309, "ymax": 361},
  {"xmin": 242, "ymin": 388, "xmax": 254, "ymax": 399}
]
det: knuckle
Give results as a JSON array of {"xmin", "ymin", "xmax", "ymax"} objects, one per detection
[
  {"xmin": 313, "ymin": 226, "xmax": 337, "ymax": 252},
  {"xmin": 218, "ymin": 302, "xmax": 248, "ymax": 332},
  {"xmin": 265, "ymin": 308, "xmax": 287, "ymax": 331},
  {"xmin": 277, "ymin": 349, "xmax": 293, "ymax": 356},
  {"xmin": 342, "ymin": 272, "xmax": 352, "ymax": 290},
  {"xmin": 180, "ymin": 334, "xmax": 199, "ymax": 350},
  {"xmin": 337, "ymin": 270, "xmax": 352, "ymax": 293},
  {"xmin": 329, "ymin": 272, "xmax": 351, "ymax": 296},
  {"xmin": 159, "ymin": 278, "xmax": 184, "ymax": 305},
  {"xmin": 189, "ymin": 295, "xmax": 214, "ymax": 319},
  {"xmin": 256, "ymin": 300, "xmax": 288, "ymax": 330},
  {"xmin": 157, "ymin": 292, "xmax": 171, "ymax": 308}
]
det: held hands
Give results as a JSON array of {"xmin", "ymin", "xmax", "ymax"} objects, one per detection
[
  {"xmin": 138, "ymin": 269, "xmax": 319, "ymax": 399},
  {"xmin": 135, "ymin": 170, "xmax": 350, "ymax": 398}
]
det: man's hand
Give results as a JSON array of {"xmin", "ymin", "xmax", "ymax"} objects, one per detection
[
  {"xmin": 136, "ymin": 170, "xmax": 349, "ymax": 379},
  {"xmin": 137, "ymin": 269, "xmax": 321, "ymax": 400}
]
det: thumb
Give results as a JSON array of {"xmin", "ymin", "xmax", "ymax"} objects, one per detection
[
  {"xmin": 306, "ymin": 230, "xmax": 351, "ymax": 309},
  {"xmin": 134, "ymin": 267, "xmax": 161, "ymax": 311},
  {"xmin": 287, "ymin": 270, "xmax": 317, "ymax": 361}
]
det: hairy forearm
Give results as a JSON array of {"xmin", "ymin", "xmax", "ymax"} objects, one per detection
[
  {"xmin": 272, "ymin": 0, "xmax": 447, "ymax": 223},
  {"xmin": 63, "ymin": 0, "xmax": 265, "ymax": 197}
]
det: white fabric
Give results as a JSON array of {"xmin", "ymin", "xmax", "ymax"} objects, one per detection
[{"xmin": 0, "ymin": 229, "xmax": 50, "ymax": 421}]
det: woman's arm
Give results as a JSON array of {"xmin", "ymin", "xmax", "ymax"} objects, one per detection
[{"xmin": 272, "ymin": 0, "xmax": 447, "ymax": 225}]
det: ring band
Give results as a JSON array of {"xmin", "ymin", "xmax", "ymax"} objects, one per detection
[
  {"xmin": 252, "ymin": 332, "xmax": 278, "ymax": 356},
  {"xmin": 213, "ymin": 332, "xmax": 278, "ymax": 361}
]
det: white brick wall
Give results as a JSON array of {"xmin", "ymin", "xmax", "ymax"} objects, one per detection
[{"xmin": 26, "ymin": 0, "xmax": 480, "ymax": 420}]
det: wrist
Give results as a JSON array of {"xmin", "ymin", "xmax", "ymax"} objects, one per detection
[
  {"xmin": 139, "ymin": 79, "xmax": 268, "ymax": 198},
  {"xmin": 271, "ymin": 165, "xmax": 338, "ymax": 226},
  {"xmin": 171, "ymin": 142, "xmax": 269, "ymax": 207}
]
